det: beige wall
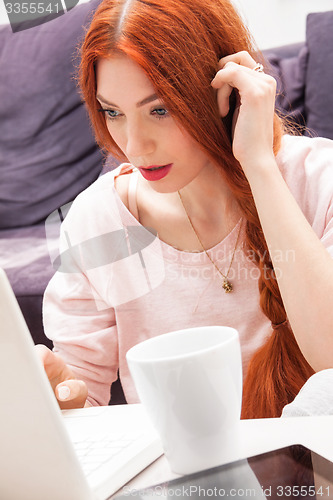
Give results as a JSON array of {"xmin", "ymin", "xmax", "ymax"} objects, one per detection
[
  {"xmin": 1, "ymin": 0, "xmax": 332, "ymax": 45},
  {"xmin": 233, "ymin": 0, "xmax": 333, "ymax": 49}
]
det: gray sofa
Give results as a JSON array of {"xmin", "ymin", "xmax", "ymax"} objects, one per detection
[
  {"xmin": 0, "ymin": 5, "xmax": 332, "ymax": 373},
  {"xmin": 0, "ymin": 0, "xmax": 106, "ymax": 347},
  {"xmin": 264, "ymin": 11, "xmax": 333, "ymax": 140}
]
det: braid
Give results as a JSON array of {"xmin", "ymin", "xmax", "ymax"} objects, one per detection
[
  {"xmin": 222, "ymin": 114, "xmax": 315, "ymax": 419},
  {"xmin": 241, "ymin": 217, "xmax": 315, "ymax": 419}
]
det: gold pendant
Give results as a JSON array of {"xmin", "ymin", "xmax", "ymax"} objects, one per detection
[{"xmin": 222, "ymin": 279, "xmax": 233, "ymax": 293}]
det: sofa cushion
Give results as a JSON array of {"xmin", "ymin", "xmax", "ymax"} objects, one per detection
[
  {"xmin": 305, "ymin": 11, "xmax": 333, "ymax": 140},
  {"xmin": 0, "ymin": 224, "xmax": 57, "ymax": 345},
  {"xmin": 0, "ymin": 0, "xmax": 103, "ymax": 229},
  {"xmin": 265, "ymin": 43, "xmax": 308, "ymax": 130}
]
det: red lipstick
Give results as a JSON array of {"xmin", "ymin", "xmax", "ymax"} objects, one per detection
[{"xmin": 138, "ymin": 163, "xmax": 172, "ymax": 181}]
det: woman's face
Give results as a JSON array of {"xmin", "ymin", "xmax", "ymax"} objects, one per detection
[{"xmin": 96, "ymin": 55, "xmax": 214, "ymax": 193}]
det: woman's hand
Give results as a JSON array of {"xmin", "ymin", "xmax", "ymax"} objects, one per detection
[
  {"xmin": 211, "ymin": 51, "xmax": 277, "ymax": 176},
  {"xmin": 35, "ymin": 344, "xmax": 88, "ymax": 409}
]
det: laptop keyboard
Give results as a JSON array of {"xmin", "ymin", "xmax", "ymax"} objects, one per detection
[{"xmin": 73, "ymin": 431, "xmax": 145, "ymax": 476}]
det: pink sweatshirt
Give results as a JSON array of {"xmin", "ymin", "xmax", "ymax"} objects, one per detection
[{"xmin": 43, "ymin": 135, "xmax": 333, "ymax": 406}]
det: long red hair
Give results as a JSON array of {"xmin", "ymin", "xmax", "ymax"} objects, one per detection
[{"xmin": 79, "ymin": 0, "xmax": 314, "ymax": 418}]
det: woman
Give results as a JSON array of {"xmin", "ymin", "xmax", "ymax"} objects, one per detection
[{"xmin": 38, "ymin": 0, "xmax": 333, "ymax": 418}]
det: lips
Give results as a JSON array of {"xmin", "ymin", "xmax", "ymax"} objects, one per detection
[{"xmin": 138, "ymin": 163, "xmax": 173, "ymax": 181}]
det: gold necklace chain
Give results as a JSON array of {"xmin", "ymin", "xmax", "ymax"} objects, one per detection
[{"xmin": 178, "ymin": 190, "xmax": 242, "ymax": 293}]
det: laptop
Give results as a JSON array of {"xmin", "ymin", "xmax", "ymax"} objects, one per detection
[{"xmin": 0, "ymin": 268, "xmax": 163, "ymax": 500}]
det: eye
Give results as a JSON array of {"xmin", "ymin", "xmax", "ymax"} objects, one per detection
[
  {"xmin": 98, "ymin": 108, "xmax": 122, "ymax": 121},
  {"xmin": 151, "ymin": 107, "xmax": 169, "ymax": 119}
]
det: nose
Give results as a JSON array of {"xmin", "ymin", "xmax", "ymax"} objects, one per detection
[{"xmin": 125, "ymin": 120, "xmax": 155, "ymax": 159}]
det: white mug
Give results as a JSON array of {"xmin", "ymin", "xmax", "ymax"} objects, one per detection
[{"xmin": 126, "ymin": 326, "xmax": 242, "ymax": 474}]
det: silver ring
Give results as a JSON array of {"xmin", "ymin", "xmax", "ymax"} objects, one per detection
[
  {"xmin": 253, "ymin": 63, "xmax": 264, "ymax": 73},
  {"xmin": 253, "ymin": 62, "xmax": 264, "ymax": 73}
]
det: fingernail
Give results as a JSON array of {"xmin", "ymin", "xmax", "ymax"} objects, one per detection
[{"xmin": 58, "ymin": 385, "xmax": 71, "ymax": 401}]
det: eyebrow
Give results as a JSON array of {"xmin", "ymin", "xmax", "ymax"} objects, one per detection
[{"xmin": 96, "ymin": 93, "xmax": 159, "ymax": 108}]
